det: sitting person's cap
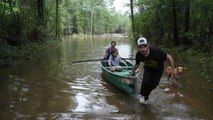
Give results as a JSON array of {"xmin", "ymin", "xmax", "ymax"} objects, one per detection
[{"xmin": 137, "ymin": 37, "xmax": 148, "ymax": 46}]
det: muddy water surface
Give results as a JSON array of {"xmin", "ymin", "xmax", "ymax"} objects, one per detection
[{"xmin": 0, "ymin": 36, "xmax": 212, "ymax": 119}]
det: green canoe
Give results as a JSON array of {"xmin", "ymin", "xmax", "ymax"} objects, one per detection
[{"xmin": 101, "ymin": 60, "xmax": 138, "ymax": 94}]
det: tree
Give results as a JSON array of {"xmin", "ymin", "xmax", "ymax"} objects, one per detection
[
  {"xmin": 184, "ymin": 0, "xmax": 190, "ymax": 44},
  {"xmin": 37, "ymin": 0, "xmax": 45, "ymax": 24},
  {"xmin": 130, "ymin": 0, "xmax": 136, "ymax": 39},
  {"xmin": 8, "ymin": 0, "xmax": 16, "ymax": 21},
  {"xmin": 60, "ymin": 0, "xmax": 129, "ymax": 35},
  {"xmin": 172, "ymin": 0, "xmax": 179, "ymax": 45},
  {"xmin": 55, "ymin": 0, "xmax": 59, "ymax": 38},
  {"xmin": 90, "ymin": 6, "xmax": 94, "ymax": 35}
]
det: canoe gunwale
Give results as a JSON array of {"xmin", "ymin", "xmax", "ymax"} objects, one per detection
[{"xmin": 101, "ymin": 61, "xmax": 139, "ymax": 79}]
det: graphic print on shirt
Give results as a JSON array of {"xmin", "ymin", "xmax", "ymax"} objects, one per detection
[{"xmin": 144, "ymin": 60, "xmax": 158, "ymax": 69}]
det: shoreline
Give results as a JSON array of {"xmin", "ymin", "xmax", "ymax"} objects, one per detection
[
  {"xmin": 63, "ymin": 33, "xmax": 128, "ymax": 38},
  {"xmin": 0, "ymin": 40, "xmax": 60, "ymax": 67}
]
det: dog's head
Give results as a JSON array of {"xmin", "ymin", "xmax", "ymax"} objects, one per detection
[{"xmin": 177, "ymin": 66, "xmax": 184, "ymax": 74}]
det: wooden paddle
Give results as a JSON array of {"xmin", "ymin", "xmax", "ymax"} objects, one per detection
[
  {"xmin": 105, "ymin": 66, "xmax": 134, "ymax": 69},
  {"xmin": 72, "ymin": 58, "xmax": 135, "ymax": 63}
]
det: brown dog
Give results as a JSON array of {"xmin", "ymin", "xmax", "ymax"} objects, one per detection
[{"xmin": 165, "ymin": 66, "xmax": 184, "ymax": 80}]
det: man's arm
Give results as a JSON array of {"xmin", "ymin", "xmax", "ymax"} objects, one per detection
[
  {"xmin": 108, "ymin": 58, "xmax": 112, "ymax": 68},
  {"xmin": 131, "ymin": 64, "xmax": 139, "ymax": 76},
  {"xmin": 167, "ymin": 54, "xmax": 177, "ymax": 78},
  {"xmin": 108, "ymin": 60, "xmax": 112, "ymax": 67},
  {"xmin": 119, "ymin": 56, "xmax": 127, "ymax": 65},
  {"xmin": 104, "ymin": 50, "xmax": 109, "ymax": 59},
  {"xmin": 131, "ymin": 51, "xmax": 141, "ymax": 76}
]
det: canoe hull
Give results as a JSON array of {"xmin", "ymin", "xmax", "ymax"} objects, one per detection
[{"xmin": 101, "ymin": 60, "xmax": 137, "ymax": 94}]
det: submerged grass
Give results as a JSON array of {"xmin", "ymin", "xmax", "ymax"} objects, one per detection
[
  {"xmin": 0, "ymin": 39, "xmax": 61, "ymax": 67},
  {"xmin": 163, "ymin": 46, "xmax": 213, "ymax": 82}
]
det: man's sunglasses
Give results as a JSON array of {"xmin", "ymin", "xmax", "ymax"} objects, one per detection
[{"xmin": 138, "ymin": 45, "xmax": 148, "ymax": 48}]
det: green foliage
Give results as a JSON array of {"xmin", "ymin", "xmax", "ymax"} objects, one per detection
[
  {"xmin": 61, "ymin": 0, "xmax": 129, "ymax": 35},
  {"xmin": 0, "ymin": 0, "xmax": 130, "ymax": 43},
  {"xmin": 0, "ymin": 0, "xmax": 131, "ymax": 65},
  {"xmin": 0, "ymin": 39, "xmax": 60, "ymax": 66},
  {"xmin": 0, "ymin": 0, "xmax": 48, "ymax": 45},
  {"xmin": 134, "ymin": 0, "xmax": 213, "ymax": 54},
  {"xmin": 163, "ymin": 46, "xmax": 213, "ymax": 81}
]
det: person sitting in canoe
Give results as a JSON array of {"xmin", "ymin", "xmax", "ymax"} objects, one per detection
[
  {"xmin": 104, "ymin": 41, "xmax": 117, "ymax": 59},
  {"xmin": 108, "ymin": 48, "xmax": 127, "ymax": 71}
]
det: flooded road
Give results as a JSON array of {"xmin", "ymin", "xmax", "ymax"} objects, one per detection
[{"xmin": 0, "ymin": 36, "xmax": 212, "ymax": 119}]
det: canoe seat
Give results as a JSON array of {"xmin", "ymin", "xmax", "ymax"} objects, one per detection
[{"xmin": 113, "ymin": 70, "xmax": 131, "ymax": 76}]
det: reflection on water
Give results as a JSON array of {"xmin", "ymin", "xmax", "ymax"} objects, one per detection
[
  {"xmin": 0, "ymin": 35, "xmax": 212, "ymax": 119},
  {"xmin": 74, "ymin": 93, "xmax": 89, "ymax": 112}
]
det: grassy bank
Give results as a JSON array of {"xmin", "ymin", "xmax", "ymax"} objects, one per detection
[
  {"xmin": 0, "ymin": 40, "xmax": 61, "ymax": 67},
  {"xmin": 163, "ymin": 46, "xmax": 213, "ymax": 82}
]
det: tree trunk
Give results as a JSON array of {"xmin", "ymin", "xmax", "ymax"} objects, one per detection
[
  {"xmin": 8, "ymin": 0, "xmax": 15, "ymax": 20},
  {"xmin": 1, "ymin": 0, "xmax": 6, "ymax": 18},
  {"xmin": 37, "ymin": 0, "xmax": 45, "ymax": 24},
  {"xmin": 184, "ymin": 0, "xmax": 190, "ymax": 44},
  {"xmin": 100, "ymin": 9, "xmax": 103, "ymax": 34},
  {"xmin": 204, "ymin": 9, "xmax": 211, "ymax": 37},
  {"xmin": 55, "ymin": 0, "xmax": 59, "ymax": 38},
  {"xmin": 68, "ymin": 17, "xmax": 71, "ymax": 34},
  {"xmin": 0, "ymin": 1, "xmax": 6, "ymax": 27},
  {"xmin": 155, "ymin": 7, "xmax": 163, "ymax": 44},
  {"xmin": 90, "ymin": 6, "xmax": 94, "ymax": 35},
  {"xmin": 72, "ymin": 15, "xmax": 78, "ymax": 34},
  {"xmin": 172, "ymin": 0, "xmax": 179, "ymax": 45},
  {"xmin": 130, "ymin": 0, "xmax": 136, "ymax": 39}
]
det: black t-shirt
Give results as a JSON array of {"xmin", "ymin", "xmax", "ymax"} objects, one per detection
[{"xmin": 136, "ymin": 47, "xmax": 167, "ymax": 71}]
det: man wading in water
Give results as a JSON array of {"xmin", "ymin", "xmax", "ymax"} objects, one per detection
[{"xmin": 131, "ymin": 37, "xmax": 177, "ymax": 104}]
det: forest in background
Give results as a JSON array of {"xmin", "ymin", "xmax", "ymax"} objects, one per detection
[
  {"xmin": 0, "ymin": 0, "xmax": 212, "ymax": 63},
  {"xmin": 61, "ymin": 0, "xmax": 129, "ymax": 35},
  {"xmin": 0, "ymin": 0, "xmax": 129, "ymax": 45},
  {"xmin": 130, "ymin": 0, "xmax": 212, "ymax": 54},
  {"xmin": 0, "ymin": 0, "xmax": 129, "ymax": 64}
]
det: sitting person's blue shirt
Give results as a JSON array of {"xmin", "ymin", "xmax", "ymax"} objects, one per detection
[
  {"xmin": 108, "ymin": 49, "xmax": 126, "ymax": 71},
  {"xmin": 108, "ymin": 55, "xmax": 122, "ymax": 66}
]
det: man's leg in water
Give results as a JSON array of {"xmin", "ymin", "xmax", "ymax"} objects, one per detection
[
  {"xmin": 140, "ymin": 70, "xmax": 152, "ymax": 101},
  {"xmin": 140, "ymin": 69, "xmax": 164, "ymax": 101},
  {"xmin": 151, "ymin": 69, "xmax": 164, "ymax": 89}
]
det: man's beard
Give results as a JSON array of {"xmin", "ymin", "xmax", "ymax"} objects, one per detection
[{"xmin": 141, "ymin": 49, "xmax": 148, "ymax": 55}]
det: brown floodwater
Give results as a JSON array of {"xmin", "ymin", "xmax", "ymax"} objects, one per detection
[{"xmin": 0, "ymin": 35, "xmax": 212, "ymax": 119}]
